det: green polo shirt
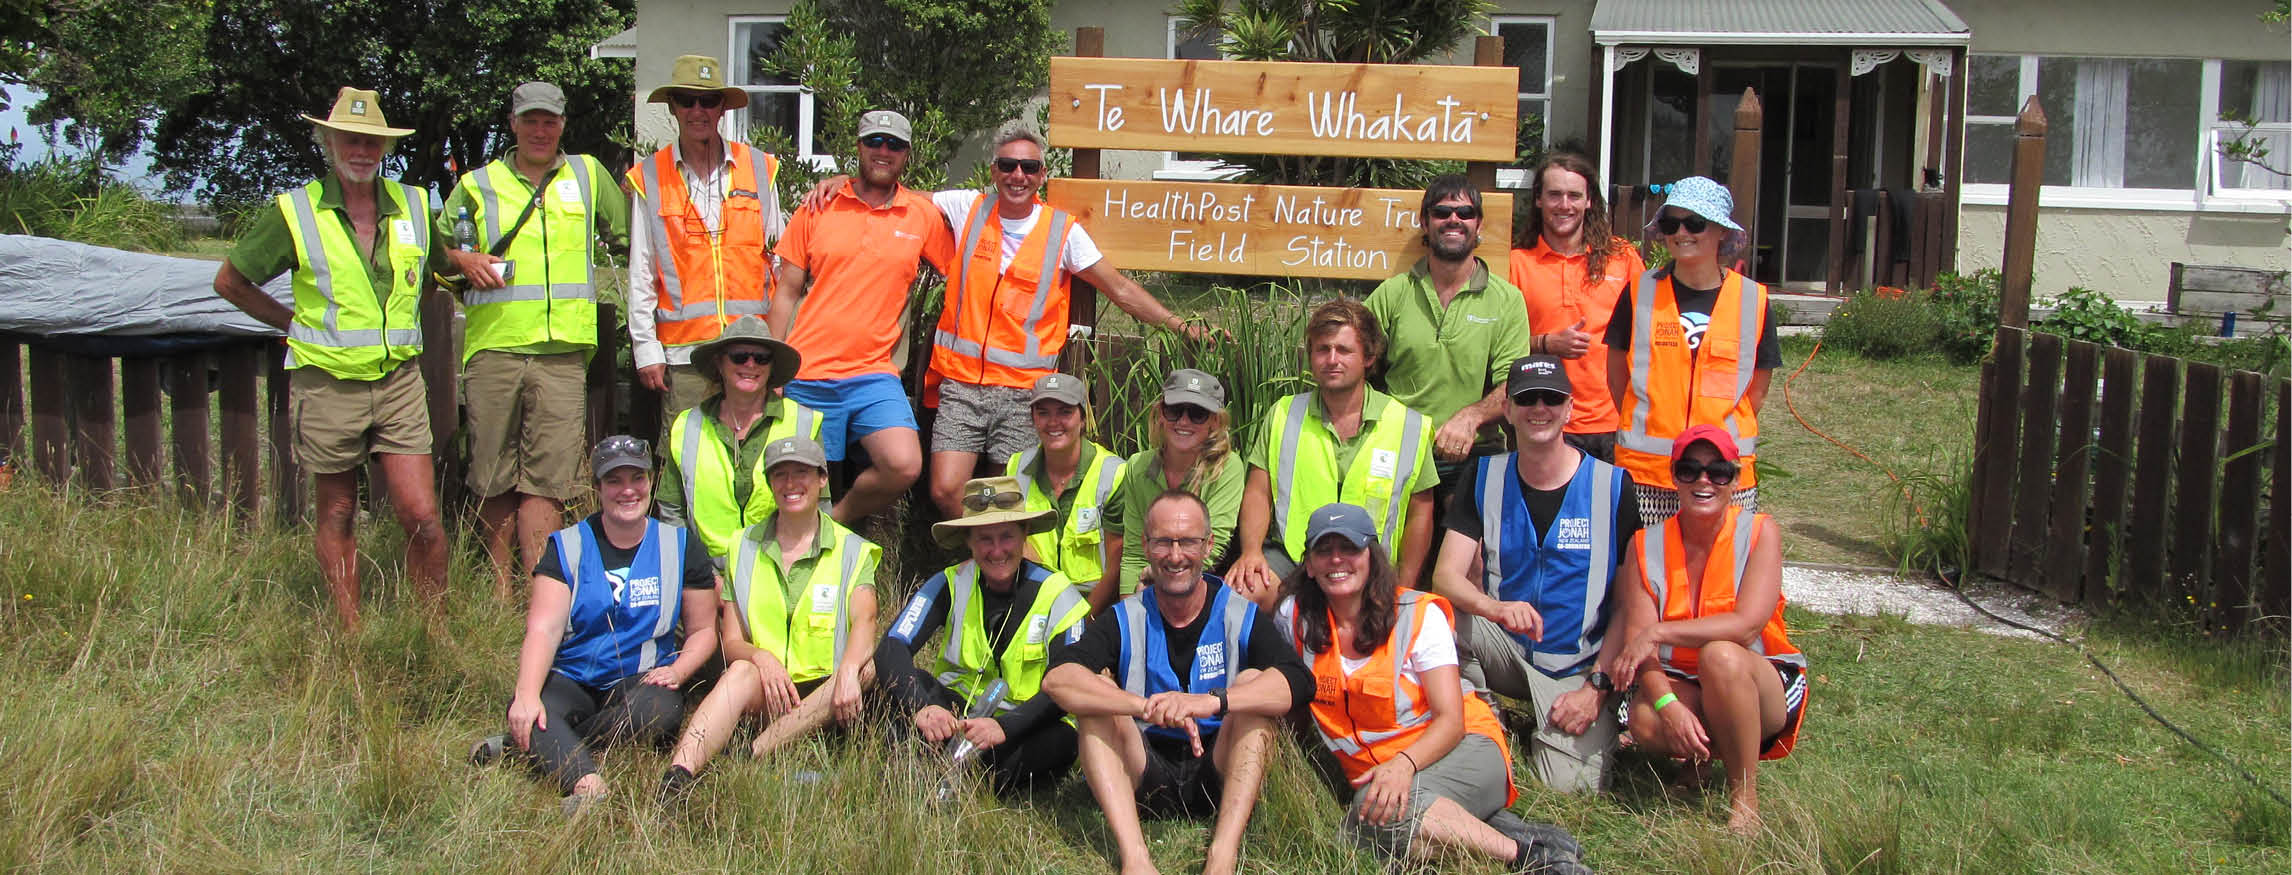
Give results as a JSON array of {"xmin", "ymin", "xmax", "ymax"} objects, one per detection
[
  {"xmin": 1017, "ymin": 441, "xmax": 1105, "ymax": 522},
  {"xmin": 654, "ymin": 394, "xmax": 795, "ymax": 528},
  {"xmin": 1364, "ymin": 257, "xmax": 1532, "ymax": 453},
  {"xmin": 1245, "ymin": 386, "xmax": 1436, "ymax": 485},
  {"xmin": 726, "ymin": 513, "xmax": 830, "ymax": 608},
  {"xmin": 1102, "ymin": 448, "xmax": 1248, "ymax": 593},
  {"xmin": 437, "ymin": 152, "xmax": 632, "ymax": 357},
  {"xmin": 228, "ymin": 174, "xmax": 450, "ymax": 291}
]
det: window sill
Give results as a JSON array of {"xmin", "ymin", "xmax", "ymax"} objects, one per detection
[
  {"xmin": 1151, "ymin": 164, "xmax": 1246, "ymax": 182},
  {"xmin": 1961, "ymin": 184, "xmax": 2291, "ymax": 214}
]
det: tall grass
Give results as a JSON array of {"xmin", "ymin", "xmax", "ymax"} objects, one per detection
[
  {"xmin": 0, "ymin": 152, "xmax": 184, "ymax": 252},
  {"xmin": 1081, "ymin": 284, "xmax": 1317, "ymax": 457},
  {"xmin": 1880, "ymin": 453, "xmax": 1973, "ymax": 575}
]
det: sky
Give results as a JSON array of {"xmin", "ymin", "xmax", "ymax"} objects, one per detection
[{"xmin": 3, "ymin": 83, "xmax": 174, "ymax": 196}]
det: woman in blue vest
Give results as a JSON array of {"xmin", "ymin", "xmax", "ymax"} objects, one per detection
[{"xmin": 474, "ymin": 435, "xmax": 719, "ymax": 812}]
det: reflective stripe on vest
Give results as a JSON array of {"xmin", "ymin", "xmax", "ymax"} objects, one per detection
[
  {"xmin": 550, "ymin": 519, "xmax": 686, "ymax": 686},
  {"xmin": 459, "ymin": 155, "xmax": 604, "ymax": 356},
  {"xmin": 1117, "ymin": 580, "xmax": 1252, "ymax": 740},
  {"xmin": 671, "ymin": 403, "xmax": 823, "ymax": 560},
  {"xmin": 630, "ymin": 143, "xmax": 775, "ymax": 348},
  {"xmin": 1266, "ymin": 393, "xmax": 1427, "ymax": 562},
  {"xmin": 278, "ymin": 180, "xmax": 429, "ymax": 377},
  {"xmin": 1475, "ymin": 452, "xmax": 1618, "ymax": 676},
  {"xmin": 1008, "ymin": 444, "xmax": 1125, "ymax": 582},
  {"xmin": 1639, "ymin": 508, "xmax": 1803, "ymax": 673},
  {"xmin": 931, "ymin": 193, "xmax": 1072, "ymax": 381},
  {"xmin": 729, "ymin": 523, "xmax": 872, "ymax": 683},
  {"xmin": 1300, "ymin": 590, "xmax": 1432, "ymax": 763},
  {"xmin": 931, "ymin": 562, "xmax": 1089, "ymax": 711},
  {"xmin": 1617, "ymin": 269, "xmax": 1764, "ymax": 485}
]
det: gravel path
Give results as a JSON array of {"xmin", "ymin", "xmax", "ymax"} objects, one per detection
[{"xmin": 1782, "ymin": 563, "xmax": 2084, "ymax": 640}]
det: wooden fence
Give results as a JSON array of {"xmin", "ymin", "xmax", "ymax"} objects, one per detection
[
  {"xmin": 1968, "ymin": 326, "xmax": 2289, "ymax": 635},
  {"xmin": 1, "ymin": 302, "xmax": 627, "ymax": 523}
]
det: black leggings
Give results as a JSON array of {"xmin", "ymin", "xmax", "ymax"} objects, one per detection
[
  {"xmin": 874, "ymin": 639, "xmax": 1077, "ymax": 794},
  {"xmin": 522, "ymin": 672, "xmax": 685, "ymax": 794}
]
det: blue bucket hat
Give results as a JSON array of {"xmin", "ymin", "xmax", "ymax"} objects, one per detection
[{"xmin": 1656, "ymin": 176, "xmax": 1743, "ymax": 232}]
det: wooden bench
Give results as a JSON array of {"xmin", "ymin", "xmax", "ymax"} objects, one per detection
[{"xmin": 2166, "ymin": 262, "xmax": 2289, "ymax": 337}]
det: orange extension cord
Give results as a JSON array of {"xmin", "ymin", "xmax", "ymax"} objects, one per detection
[{"xmin": 1779, "ymin": 336, "xmax": 1929, "ymax": 527}]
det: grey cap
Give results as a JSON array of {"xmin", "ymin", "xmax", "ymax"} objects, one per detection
[
  {"xmin": 1030, "ymin": 373, "xmax": 1087, "ymax": 406},
  {"xmin": 510, "ymin": 82, "xmax": 567, "ymax": 116},
  {"xmin": 1506, "ymin": 354, "xmax": 1573, "ymax": 399},
  {"xmin": 856, "ymin": 109, "xmax": 913, "ymax": 144},
  {"xmin": 591, "ymin": 434, "xmax": 652, "ymax": 479},
  {"xmin": 1160, "ymin": 368, "xmax": 1225, "ymax": 413},
  {"xmin": 1303, "ymin": 502, "xmax": 1377, "ymax": 550},
  {"xmin": 763, "ymin": 436, "xmax": 829, "ymax": 473}
]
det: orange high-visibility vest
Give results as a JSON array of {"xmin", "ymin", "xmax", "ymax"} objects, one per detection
[
  {"xmin": 1298, "ymin": 590, "xmax": 1517, "ymax": 801},
  {"xmin": 930, "ymin": 193, "xmax": 1073, "ymax": 390},
  {"xmin": 1614, "ymin": 269, "xmax": 1767, "ymax": 488},
  {"xmin": 627, "ymin": 142, "xmax": 776, "ymax": 349},
  {"xmin": 1635, "ymin": 508, "xmax": 1805, "ymax": 759}
]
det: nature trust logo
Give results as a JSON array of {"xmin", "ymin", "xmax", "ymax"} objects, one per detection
[{"xmin": 351, "ymin": 100, "xmax": 367, "ymax": 116}]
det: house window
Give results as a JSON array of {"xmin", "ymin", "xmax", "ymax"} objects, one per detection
[
  {"xmin": 1964, "ymin": 53, "xmax": 2204, "ymax": 194},
  {"xmin": 1493, "ymin": 16, "xmax": 1553, "ymax": 148},
  {"xmin": 1158, "ymin": 16, "xmax": 1238, "ymax": 180},
  {"xmin": 729, "ymin": 16, "xmax": 825, "ymax": 166},
  {"xmin": 2213, "ymin": 60, "xmax": 2291, "ymax": 194}
]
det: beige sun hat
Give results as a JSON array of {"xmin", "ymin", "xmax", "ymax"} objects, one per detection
[
  {"xmin": 302, "ymin": 87, "xmax": 414, "ymax": 137},
  {"xmin": 692, "ymin": 316, "xmax": 801, "ymax": 390},
  {"xmin": 646, "ymin": 54, "xmax": 750, "ymax": 109},
  {"xmin": 931, "ymin": 476, "xmax": 1056, "ymax": 549}
]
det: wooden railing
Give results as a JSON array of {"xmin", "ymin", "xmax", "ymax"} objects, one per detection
[{"xmin": 1968, "ymin": 326, "xmax": 2289, "ymax": 635}]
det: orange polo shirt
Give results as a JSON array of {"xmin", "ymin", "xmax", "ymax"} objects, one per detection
[
  {"xmin": 1508, "ymin": 237, "xmax": 1646, "ymax": 433},
  {"xmin": 775, "ymin": 182, "xmax": 957, "ymax": 381}
]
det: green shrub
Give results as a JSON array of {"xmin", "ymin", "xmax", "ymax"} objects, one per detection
[
  {"xmin": 1928, "ymin": 269, "xmax": 2002, "ymax": 363},
  {"xmin": 0, "ymin": 149, "xmax": 184, "ymax": 252},
  {"xmin": 1822, "ymin": 289, "xmax": 1942, "ymax": 360},
  {"xmin": 2038, "ymin": 286, "xmax": 2146, "ymax": 347},
  {"xmin": 2138, "ymin": 321, "xmax": 2291, "ymax": 375}
]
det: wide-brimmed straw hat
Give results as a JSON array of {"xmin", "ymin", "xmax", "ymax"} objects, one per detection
[
  {"xmin": 302, "ymin": 87, "xmax": 414, "ymax": 138},
  {"xmin": 931, "ymin": 476, "xmax": 1056, "ymax": 549},
  {"xmin": 646, "ymin": 55, "xmax": 750, "ymax": 109},
  {"xmin": 692, "ymin": 316, "xmax": 800, "ymax": 390}
]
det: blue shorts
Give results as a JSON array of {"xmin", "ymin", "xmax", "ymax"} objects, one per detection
[{"xmin": 782, "ymin": 374, "xmax": 916, "ymax": 461}]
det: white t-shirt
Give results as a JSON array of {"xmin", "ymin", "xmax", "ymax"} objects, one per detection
[
  {"xmin": 931, "ymin": 190, "xmax": 1103, "ymax": 276},
  {"xmin": 1275, "ymin": 596, "xmax": 1458, "ymax": 683}
]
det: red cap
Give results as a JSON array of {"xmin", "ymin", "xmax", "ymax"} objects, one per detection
[{"xmin": 1671, "ymin": 424, "xmax": 1740, "ymax": 461}]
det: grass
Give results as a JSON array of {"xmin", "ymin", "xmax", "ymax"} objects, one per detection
[{"xmin": 1, "ymin": 484, "xmax": 2284, "ymax": 873}]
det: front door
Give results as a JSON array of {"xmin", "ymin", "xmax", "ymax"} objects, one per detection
[{"xmin": 1708, "ymin": 63, "xmax": 1836, "ymax": 289}]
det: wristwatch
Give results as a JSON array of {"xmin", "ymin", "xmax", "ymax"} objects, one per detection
[
  {"xmin": 1586, "ymin": 671, "xmax": 1615, "ymax": 693},
  {"xmin": 1212, "ymin": 687, "xmax": 1230, "ymax": 716}
]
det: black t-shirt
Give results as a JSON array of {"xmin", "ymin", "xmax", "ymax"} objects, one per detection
[
  {"xmin": 530, "ymin": 515, "xmax": 717, "ymax": 591},
  {"xmin": 882, "ymin": 564, "xmax": 1067, "ymax": 736},
  {"xmin": 1605, "ymin": 272, "xmax": 1784, "ymax": 369},
  {"xmin": 1445, "ymin": 456, "xmax": 1644, "ymax": 560},
  {"xmin": 1050, "ymin": 578, "xmax": 1315, "ymax": 717}
]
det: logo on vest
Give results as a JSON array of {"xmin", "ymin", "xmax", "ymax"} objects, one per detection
[
  {"xmin": 394, "ymin": 219, "xmax": 416, "ymax": 246},
  {"xmin": 1368, "ymin": 448, "xmax": 1398, "ymax": 481},
  {"xmin": 1315, "ymin": 674, "xmax": 1342, "ymax": 705},
  {"xmin": 1074, "ymin": 505, "xmax": 1100, "ymax": 533},
  {"xmin": 892, "ymin": 593, "xmax": 930, "ymax": 639},
  {"xmin": 1025, "ymin": 615, "xmax": 1049, "ymax": 645},
  {"xmin": 811, "ymin": 582, "xmax": 838, "ymax": 613},
  {"xmin": 626, "ymin": 574, "xmax": 663, "ymax": 608},
  {"xmin": 1195, "ymin": 640, "xmax": 1227, "ymax": 682},
  {"xmin": 1554, "ymin": 517, "xmax": 1592, "ymax": 551}
]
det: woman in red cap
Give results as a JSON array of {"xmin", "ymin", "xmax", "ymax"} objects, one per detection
[{"xmin": 1604, "ymin": 424, "xmax": 1806, "ymax": 834}]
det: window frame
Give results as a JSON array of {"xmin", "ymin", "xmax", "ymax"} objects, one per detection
[
  {"xmin": 1490, "ymin": 14, "xmax": 1554, "ymax": 151},
  {"xmin": 1156, "ymin": 16, "xmax": 1244, "ymax": 181},
  {"xmin": 726, "ymin": 15, "xmax": 833, "ymax": 171}
]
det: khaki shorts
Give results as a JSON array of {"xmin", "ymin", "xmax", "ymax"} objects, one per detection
[
  {"xmin": 1457, "ymin": 613, "xmax": 1621, "ymax": 795},
  {"xmin": 661, "ymin": 362, "xmax": 713, "ymax": 428},
  {"xmin": 289, "ymin": 364, "xmax": 431, "ymax": 474},
  {"xmin": 463, "ymin": 350, "xmax": 587, "ymax": 500}
]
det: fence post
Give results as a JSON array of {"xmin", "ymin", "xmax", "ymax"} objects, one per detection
[
  {"xmin": 2169, "ymin": 362, "xmax": 2222, "ymax": 613},
  {"xmin": 28, "ymin": 345, "xmax": 68, "ymax": 484},
  {"xmin": 588, "ymin": 303, "xmax": 622, "ymax": 447},
  {"xmin": 269, "ymin": 352, "xmax": 305, "ymax": 526},
  {"xmin": 1, "ymin": 339, "xmax": 21, "ymax": 469},
  {"xmin": 1999, "ymin": 97, "xmax": 2046, "ymax": 329},
  {"xmin": 1467, "ymin": 35, "xmax": 1505, "ymax": 195},
  {"xmin": 1727, "ymin": 89, "xmax": 1763, "ymax": 279},
  {"xmin": 2211, "ymin": 371, "xmax": 2265, "ymax": 633},
  {"xmin": 1068, "ymin": 25, "xmax": 1106, "ymax": 380},
  {"xmin": 167, "ymin": 352, "xmax": 211, "ymax": 507},
  {"xmin": 122, "ymin": 357, "xmax": 164, "ymax": 489},
  {"xmin": 68, "ymin": 354, "xmax": 115, "ymax": 493},
  {"xmin": 218, "ymin": 344, "xmax": 261, "ymax": 521},
  {"xmin": 1966, "ymin": 326, "xmax": 2023, "ymax": 577}
]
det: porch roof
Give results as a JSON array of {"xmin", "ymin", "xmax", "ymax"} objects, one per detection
[{"xmin": 1590, "ymin": 0, "xmax": 1970, "ymax": 47}]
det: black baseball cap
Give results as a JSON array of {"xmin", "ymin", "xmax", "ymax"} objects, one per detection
[{"xmin": 1506, "ymin": 354, "xmax": 1573, "ymax": 399}]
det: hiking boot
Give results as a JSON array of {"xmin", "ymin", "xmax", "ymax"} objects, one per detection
[
  {"xmin": 656, "ymin": 764, "xmax": 698, "ymax": 808},
  {"xmin": 468, "ymin": 734, "xmax": 509, "ymax": 766},
  {"xmin": 1489, "ymin": 809, "xmax": 1588, "ymax": 873}
]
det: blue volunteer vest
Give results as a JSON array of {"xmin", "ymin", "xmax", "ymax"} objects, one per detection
[
  {"xmin": 1115, "ymin": 575, "xmax": 1254, "ymax": 741},
  {"xmin": 1472, "ymin": 451, "xmax": 1626, "ymax": 678},
  {"xmin": 550, "ymin": 519, "xmax": 687, "ymax": 688}
]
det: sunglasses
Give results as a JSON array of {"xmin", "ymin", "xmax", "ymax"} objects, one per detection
[
  {"xmin": 994, "ymin": 157, "xmax": 1045, "ymax": 174},
  {"xmin": 1160, "ymin": 404, "xmax": 1213, "ymax": 425},
  {"xmin": 723, "ymin": 350, "xmax": 773, "ymax": 366},
  {"xmin": 1427, "ymin": 204, "xmax": 1480, "ymax": 221},
  {"xmin": 667, "ymin": 92, "xmax": 723, "ymax": 110},
  {"xmin": 1513, "ymin": 389, "xmax": 1570, "ymax": 408},
  {"xmin": 596, "ymin": 435, "xmax": 651, "ymax": 457},
  {"xmin": 1671, "ymin": 458, "xmax": 1739, "ymax": 486},
  {"xmin": 1655, "ymin": 214, "xmax": 1711, "ymax": 235},
  {"xmin": 961, "ymin": 488, "xmax": 1025, "ymax": 512},
  {"xmin": 859, "ymin": 134, "xmax": 911, "ymax": 151}
]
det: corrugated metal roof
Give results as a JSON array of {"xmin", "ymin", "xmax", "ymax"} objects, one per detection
[{"xmin": 1590, "ymin": 0, "xmax": 1970, "ymax": 45}]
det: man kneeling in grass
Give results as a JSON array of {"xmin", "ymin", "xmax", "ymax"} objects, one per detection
[
  {"xmin": 1042, "ymin": 489, "xmax": 1315, "ymax": 875},
  {"xmin": 657, "ymin": 436, "xmax": 879, "ymax": 801}
]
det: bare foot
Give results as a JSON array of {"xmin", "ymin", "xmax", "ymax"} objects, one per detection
[
  {"xmin": 1726, "ymin": 791, "xmax": 1762, "ymax": 836},
  {"xmin": 1117, "ymin": 853, "xmax": 1161, "ymax": 875},
  {"xmin": 1201, "ymin": 847, "xmax": 1237, "ymax": 875}
]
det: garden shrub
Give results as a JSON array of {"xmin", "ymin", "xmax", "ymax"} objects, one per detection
[
  {"xmin": 1928, "ymin": 269, "xmax": 2002, "ymax": 364},
  {"xmin": 2038, "ymin": 286, "xmax": 2147, "ymax": 348},
  {"xmin": 1823, "ymin": 288, "xmax": 1942, "ymax": 360}
]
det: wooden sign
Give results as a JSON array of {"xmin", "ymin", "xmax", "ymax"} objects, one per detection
[
  {"xmin": 1047, "ymin": 179, "xmax": 1511, "ymax": 280},
  {"xmin": 1048, "ymin": 58, "xmax": 1517, "ymax": 162}
]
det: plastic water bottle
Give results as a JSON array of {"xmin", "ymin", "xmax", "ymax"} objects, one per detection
[
  {"xmin": 453, "ymin": 206, "xmax": 477, "ymax": 252},
  {"xmin": 933, "ymin": 679, "xmax": 1010, "ymax": 803}
]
